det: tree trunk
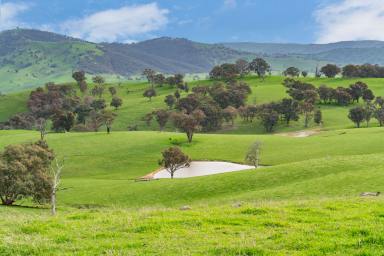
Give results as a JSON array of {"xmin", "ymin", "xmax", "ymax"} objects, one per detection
[
  {"xmin": 1, "ymin": 197, "xmax": 15, "ymax": 206},
  {"xmin": 187, "ymin": 132, "xmax": 193, "ymax": 143},
  {"xmin": 51, "ymin": 190, "xmax": 56, "ymax": 215}
]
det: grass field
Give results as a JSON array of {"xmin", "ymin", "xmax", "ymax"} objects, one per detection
[
  {"xmin": 1, "ymin": 76, "xmax": 384, "ymax": 255},
  {"xmin": 0, "ymin": 128, "xmax": 383, "ymax": 208},
  {"xmin": 2, "ymin": 198, "xmax": 384, "ymax": 255}
]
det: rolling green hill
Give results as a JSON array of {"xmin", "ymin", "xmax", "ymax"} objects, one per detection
[
  {"xmin": 0, "ymin": 29, "xmax": 249, "ymax": 93},
  {"xmin": 1, "ymin": 127, "xmax": 384, "ymax": 254},
  {"xmin": 2, "ymin": 75, "xmax": 384, "ymax": 134},
  {"xmin": 2, "ymin": 74, "xmax": 384, "ymax": 254}
]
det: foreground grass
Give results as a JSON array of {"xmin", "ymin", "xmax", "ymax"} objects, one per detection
[{"xmin": 1, "ymin": 198, "xmax": 384, "ymax": 255}]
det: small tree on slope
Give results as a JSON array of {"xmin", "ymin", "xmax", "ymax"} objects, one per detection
[
  {"xmin": 245, "ymin": 141, "xmax": 262, "ymax": 168},
  {"xmin": 160, "ymin": 147, "xmax": 191, "ymax": 179}
]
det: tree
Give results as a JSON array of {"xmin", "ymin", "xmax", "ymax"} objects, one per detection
[
  {"xmin": 172, "ymin": 110, "xmax": 205, "ymax": 143},
  {"xmin": 320, "ymin": 64, "xmax": 340, "ymax": 78},
  {"xmin": 279, "ymin": 98, "xmax": 300, "ymax": 125},
  {"xmin": 75, "ymin": 103, "xmax": 92, "ymax": 124},
  {"xmin": 6, "ymin": 113, "xmax": 36, "ymax": 130},
  {"xmin": 174, "ymin": 90, "xmax": 181, "ymax": 102},
  {"xmin": 92, "ymin": 75, "xmax": 105, "ymax": 86},
  {"xmin": 52, "ymin": 111, "xmax": 75, "ymax": 132},
  {"xmin": 27, "ymin": 85, "xmax": 79, "ymax": 119},
  {"xmin": 209, "ymin": 66, "xmax": 223, "ymax": 80},
  {"xmin": 209, "ymin": 63, "xmax": 239, "ymax": 82},
  {"xmin": 317, "ymin": 85, "xmax": 334, "ymax": 104},
  {"xmin": 374, "ymin": 107, "xmax": 384, "ymax": 126},
  {"xmin": 258, "ymin": 108, "xmax": 279, "ymax": 132},
  {"xmin": 301, "ymin": 71, "xmax": 308, "ymax": 77},
  {"xmin": 342, "ymin": 64, "xmax": 359, "ymax": 78},
  {"xmin": 91, "ymin": 99, "xmax": 106, "ymax": 111},
  {"xmin": 153, "ymin": 74, "xmax": 165, "ymax": 87},
  {"xmin": 174, "ymin": 74, "xmax": 184, "ymax": 88},
  {"xmin": 300, "ymin": 102, "xmax": 315, "ymax": 128},
  {"xmin": 110, "ymin": 97, "xmax": 123, "ymax": 110},
  {"xmin": 36, "ymin": 118, "xmax": 47, "ymax": 140},
  {"xmin": 235, "ymin": 59, "xmax": 250, "ymax": 77},
  {"xmin": 0, "ymin": 141, "xmax": 54, "ymax": 205},
  {"xmin": 333, "ymin": 87, "xmax": 352, "ymax": 106},
  {"xmin": 50, "ymin": 158, "xmax": 63, "ymax": 215},
  {"xmin": 72, "ymin": 71, "xmax": 87, "ymax": 93},
  {"xmin": 91, "ymin": 85, "xmax": 104, "ymax": 98},
  {"xmin": 222, "ymin": 106, "xmax": 238, "ymax": 126},
  {"xmin": 283, "ymin": 67, "xmax": 300, "ymax": 77},
  {"xmin": 164, "ymin": 95, "xmax": 176, "ymax": 109},
  {"xmin": 349, "ymin": 81, "xmax": 368, "ymax": 103},
  {"xmin": 245, "ymin": 141, "xmax": 262, "ymax": 168},
  {"xmin": 72, "ymin": 70, "xmax": 86, "ymax": 83},
  {"xmin": 160, "ymin": 147, "xmax": 191, "ymax": 179},
  {"xmin": 153, "ymin": 109, "xmax": 170, "ymax": 131},
  {"xmin": 142, "ymin": 69, "xmax": 156, "ymax": 88},
  {"xmin": 364, "ymin": 103, "xmax": 374, "ymax": 127},
  {"xmin": 100, "ymin": 110, "xmax": 117, "ymax": 134},
  {"xmin": 314, "ymin": 109, "xmax": 322, "ymax": 125},
  {"xmin": 88, "ymin": 110, "xmax": 104, "ymax": 132},
  {"xmin": 143, "ymin": 88, "xmax": 157, "ymax": 101},
  {"xmin": 249, "ymin": 58, "xmax": 271, "ymax": 80},
  {"xmin": 362, "ymin": 89, "xmax": 375, "ymax": 103},
  {"xmin": 348, "ymin": 107, "xmax": 365, "ymax": 128},
  {"xmin": 108, "ymin": 87, "xmax": 117, "ymax": 96}
]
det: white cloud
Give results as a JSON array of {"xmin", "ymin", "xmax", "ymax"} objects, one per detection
[
  {"xmin": 0, "ymin": 2, "xmax": 29, "ymax": 31},
  {"xmin": 315, "ymin": 0, "xmax": 384, "ymax": 43},
  {"xmin": 223, "ymin": 0, "xmax": 237, "ymax": 9},
  {"xmin": 60, "ymin": 3, "xmax": 169, "ymax": 42}
]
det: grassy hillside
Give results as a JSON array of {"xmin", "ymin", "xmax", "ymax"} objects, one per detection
[
  {"xmin": 1, "ymin": 127, "xmax": 384, "ymax": 254},
  {"xmin": 3, "ymin": 29, "xmax": 384, "ymax": 93},
  {"xmin": 0, "ymin": 29, "xmax": 249, "ymax": 92},
  {"xmin": 1, "ymin": 128, "xmax": 383, "ymax": 208},
  {"xmin": 2, "ymin": 75, "xmax": 384, "ymax": 133}
]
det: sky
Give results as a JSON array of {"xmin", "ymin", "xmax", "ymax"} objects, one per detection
[{"xmin": 0, "ymin": 0, "xmax": 383, "ymax": 44}]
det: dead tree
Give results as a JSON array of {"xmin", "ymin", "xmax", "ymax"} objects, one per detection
[{"xmin": 50, "ymin": 159, "xmax": 64, "ymax": 215}]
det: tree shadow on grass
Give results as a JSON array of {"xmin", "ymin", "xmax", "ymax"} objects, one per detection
[{"xmin": 0, "ymin": 204, "xmax": 48, "ymax": 210}]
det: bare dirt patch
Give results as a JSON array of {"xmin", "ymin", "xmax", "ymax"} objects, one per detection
[{"xmin": 276, "ymin": 129, "xmax": 321, "ymax": 138}]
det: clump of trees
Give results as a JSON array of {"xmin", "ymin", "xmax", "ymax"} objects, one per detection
[
  {"xmin": 249, "ymin": 58, "xmax": 271, "ymax": 80},
  {"xmin": 145, "ymin": 81, "xmax": 252, "ymax": 142},
  {"xmin": 72, "ymin": 71, "xmax": 87, "ymax": 93},
  {"xmin": 160, "ymin": 147, "xmax": 191, "ymax": 179},
  {"xmin": 283, "ymin": 67, "xmax": 300, "ymax": 77},
  {"xmin": 320, "ymin": 64, "xmax": 341, "ymax": 78},
  {"xmin": 1, "ymin": 73, "xmax": 122, "ymax": 134},
  {"xmin": 210, "ymin": 58, "xmax": 271, "ymax": 82},
  {"xmin": 342, "ymin": 64, "xmax": 384, "ymax": 78},
  {"xmin": 209, "ymin": 63, "xmax": 239, "ymax": 82},
  {"xmin": 316, "ymin": 81, "xmax": 373, "ymax": 106},
  {"xmin": 143, "ymin": 88, "xmax": 157, "ymax": 101}
]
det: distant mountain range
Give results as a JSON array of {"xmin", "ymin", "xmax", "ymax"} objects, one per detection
[{"xmin": 2, "ymin": 28, "xmax": 384, "ymax": 93}]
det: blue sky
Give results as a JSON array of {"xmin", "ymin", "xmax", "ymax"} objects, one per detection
[{"xmin": 1, "ymin": 0, "xmax": 383, "ymax": 44}]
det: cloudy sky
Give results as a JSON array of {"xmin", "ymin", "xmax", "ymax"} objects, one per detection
[{"xmin": 0, "ymin": 0, "xmax": 383, "ymax": 44}]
